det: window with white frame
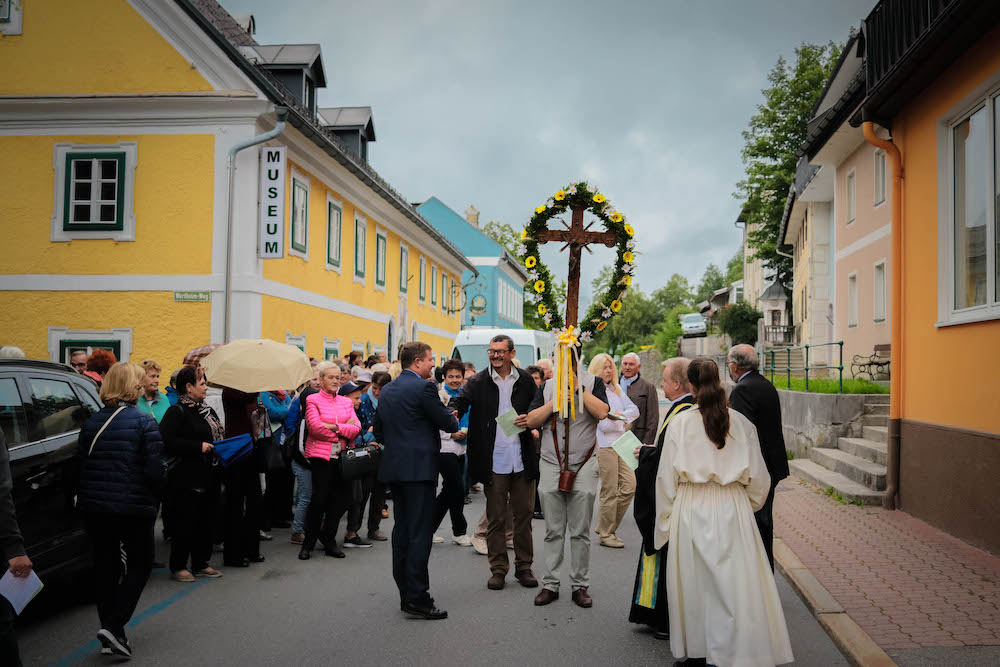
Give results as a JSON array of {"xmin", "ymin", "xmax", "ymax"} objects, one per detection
[
  {"xmin": 290, "ymin": 172, "xmax": 309, "ymax": 257},
  {"xmin": 326, "ymin": 197, "xmax": 342, "ymax": 270},
  {"xmin": 47, "ymin": 327, "xmax": 133, "ymax": 365},
  {"xmin": 399, "ymin": 244, "xmax": 409, "ymax": 293},
  {"xmin": 873, "ymin": 261, "xmax": 886, "ymax": 322},
  {"xmin": 419, "ymin": 256, "xmax": 426, "ymax": 302},
  {"xmin": 848, "ymin": 273, "xmax": 858, "ymax": 327},
  {"xmin": 0, "ymin": 0, "xmax": 23, "ymax": 35},
  {"xmin": 450, "ymin": 276, "xmax": 456, "ymax": 315},
  {"xmin": 874, "ymin": 149, "xmax": 886, "ymax": 206},
  {"xmin": 430, "ymin": 266, "xmax": 438, "ymax": 306},
  {"xmin": 952, "ymin": 104, "xmax": 990, "ymax": 312},
  {"xmin": 375, "ymin": 229, "xmax": 387, "ymax": 290},
  {"xmin": 354, "ymin": 214, "xmax": 367, "ymax": 281},
  {"xmin": 847, "ymin": 170, "xmax": 857, "ymax": 224},
  {"xmin": 323, "ymin": 337, "xmax": 341, "ymax": 361},
  {"xmin": 441, "ymin": 273, "xmax": 448, "ymax": 313},
  {"xmin": 52, "ymin": 142, "xmax": 137, "ymax": 242},
  {"xmin": 285, "ymin": 332, "xmax": 307, "ymax": 353}
]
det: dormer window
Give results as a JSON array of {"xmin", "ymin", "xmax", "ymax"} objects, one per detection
[
  {"xmin": 319, "ymin": 107, "xmax": 376, "ymax": 163},
  {"xmin": 245, "ymin": 44, "xmax": 327, "ymax": 115}
]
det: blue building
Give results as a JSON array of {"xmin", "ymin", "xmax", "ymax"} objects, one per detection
[{"xmin": 416, "ymin": 197, "xmax": 529, "ymax": 328}]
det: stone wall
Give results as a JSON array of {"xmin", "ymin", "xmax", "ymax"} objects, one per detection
[{"xmin": 777, "ymin": 389, "xmax": 866, "ymax": 459}]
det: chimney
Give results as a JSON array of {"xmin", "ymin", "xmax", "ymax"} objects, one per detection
[{"xmin": 465, "ymin": 205, "xmax": 480, "ymax": 228}]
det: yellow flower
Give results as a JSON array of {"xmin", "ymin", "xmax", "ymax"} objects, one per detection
[
  {"xmin": 520, "ymin": 229, "xmax": 528, "ymax": 241},
  {"xmin": 533, "ymin": 280, "xmax": 546, "ymax": 293},
  {"xmin": 593, "ymin": 193, "xmax": 606, "ymax": 203},
  {"xmin": 525, "ymin": 256, "xmax": 537, "ymax": 269},
  {"xmin": 611, "ymin": 299, "xmax": 622, "ymax": 313},
  {"xmin": 623, "ymin": 251, "xmax": 634, "ymax": 264},
  {"xmin": 623, "ymin": 275, "xmax": 632, "ymax": 287},
  {"xmin": 624, "ymin": 223, "xmax": 634, "ymax": 236},
  {"xmin": 554, "ymin": 190, "xmax": 566, "ymax": 201},
  {"xmin": 611, "ymin": 212, "xmax": 624, "ymax": 223},
  {"xmin": 538, "ymin": 304, "xmax": 547, "ymax": 315},
  {"xmin": 596, "ymin": 321, "xmax": 608, "ymax": 332},
  {"xmin": 535, "ymin": 205, "xmax": 546, "ymax": 215}
]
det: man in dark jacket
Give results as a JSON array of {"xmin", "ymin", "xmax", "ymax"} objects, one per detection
[
  {"xmin": 0, "ymin": 430, "xmax": 31, "ymax": 667},
  {"xmin": 375, "ymin": 342, "xmax": 461, "ymax": 620},
  {"xmin": 450, "ymin": 334, "xmax": 540, "ymax": 591},
  {"xmin": 727, "ymin": 344, "xmax": 790, "ymax": 570},
  {"xmin": 619, "ymin": 353, "xmax": 660, "ymax": 445}
]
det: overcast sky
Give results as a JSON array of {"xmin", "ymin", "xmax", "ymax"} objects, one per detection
[{"xmin": 222, "ymin": 0, "xmax": 874, "ymax": 304}]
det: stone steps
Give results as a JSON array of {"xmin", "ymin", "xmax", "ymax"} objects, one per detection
[
  {"xmin": 863, "ymin": 403, "xmax": 889, "ymax": 416},
  {"xmin": 810, "ymin": 447, "xmax": 887, "ymax": 491},
  {"xmin": 863, "ymin": 425, "xmax": 888, "ymax": 444},
  {"xmin": 862, "ymin": 413, "xmax": 889, "ymax": 427},
  {"xmin": 838, "ymin": 437, "xmax": 888, "ymax": 466},
  {"xmin": 788, "ymin": 459, "xmax": 884, "ymax": 505}
]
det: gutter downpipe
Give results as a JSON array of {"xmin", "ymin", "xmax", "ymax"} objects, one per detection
[
  {"xmin": 223, "ymin": 107, "xmax": 288, "ymax": 343},
  {"xmin": 862, "ymin": 120, "xmax": 903, "ymax": 511}
]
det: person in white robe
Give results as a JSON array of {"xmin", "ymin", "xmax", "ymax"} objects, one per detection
[{"xmin": 654, "ymin": 358, "xmax": 793, "ymax": 667}]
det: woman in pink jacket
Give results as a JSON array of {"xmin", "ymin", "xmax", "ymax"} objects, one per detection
[{"xmin": 298, "ymin": 361, "xmax": 361, "ymax": 560}]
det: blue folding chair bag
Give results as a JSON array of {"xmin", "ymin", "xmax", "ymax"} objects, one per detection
[{"xmin": 213, "ymin": 433, "xmax": 253, "ymax": 468}]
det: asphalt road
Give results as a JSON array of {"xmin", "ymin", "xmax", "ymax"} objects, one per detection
[{"xmin": 16, "ymin": 487, "xmax": 846, "ymax": 667}]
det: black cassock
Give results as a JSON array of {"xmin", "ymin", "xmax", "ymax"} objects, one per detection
[{"xmin": 628, "ymin": 397, "xmax": 694, "ymax": 635}]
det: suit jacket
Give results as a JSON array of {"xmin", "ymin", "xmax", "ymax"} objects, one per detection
[
  {"xmin": 729, "ymin": 370, "xmax": 790, "ymax": 484},
  {"xmin": 375, "ymin": 369, "xmax": 460, "ymax": 483},
  {"xmin": 449, "ymin": 366, "xmax": 540, "ymax": 485},
  {"xmin": 624, "ymin": 374, "xmax": 660, "ymax": 445},
  {"xmin": 633, "ymin": 395, "xmax": 694, "ymax": 554}
]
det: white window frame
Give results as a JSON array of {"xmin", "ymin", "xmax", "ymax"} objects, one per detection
[
  {"xmin": 430, "ymin": 265, "xmax": 438, "ymax": 308},
  {"xmin": 350, "ymin": 340, "xmax": 365, "ymax": 358},
  {"xmin": 288, "ymin": 167, "xmax": 309, "ymax": 260},
  {"xmin": 936, "ymin": 84, "xmax": 1000, "ymax": 327},
  {"xmin": 322, "ymin": 336, "xmax": 341, "ymax": 361},
  {"xmin": 285, "ymin": 332, "xmax": 307, "ymax": 353},
  {"xmin": 441, "ymin": 272, "xmax": 448, "ymax": 313},
  {"xmin": 873, "ymin": 149, "xmax": 886, "ymax": 206},
  {"xmin": 0, "ymin": 0, "xmax": 23, "ymax": 35},
  {"xmin": 374, "ymin": 226, "xmax": 388, "ymax": 293},
  {"xmin": 846, "ymin": 169, "xmax": 857, "ymax": 225},
  {"xmin": 847, "ymin": 272, "xmax": 858, "ymax": 328},
  {"xmin": 418, "ymin": 256, "xmax": 426, "ymax": 303},
  {"xmin": 325, "ymin": 194, "xmax": 342, "ymax": 273},
  {"xmin": 46, "ymin": 327, "xmax": 133, "ymax": 364},
  {"xmin": 353, "ymin": 213, "xmax": 367, "ymax": 286},
  {"xmin": 399, "ymin": 242, "xmax": 409, "ymax": 294},
  {"xmin": 449, "ymin": 276, "xmax": 456, "ymax": 315},
  {"xmin": 873, "ymin": 260, "xmax": 887, "ymax": 323},
  {"xmin": 51, "ymin": 142, "xmax": 137, "ymax": 242}
]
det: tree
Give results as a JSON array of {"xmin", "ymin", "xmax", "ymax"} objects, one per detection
[
  {"xmin": 695, "ymin": 263, "xmax": 727, "ymax": 305},
  {"xmin": 734, "ymin": 43, "xmax": 841, "ymax": 287},
  {"xmin": 481, "ymin": 219, "xmax": 566, "ymax": 329},
  {"xmin": 726, "ymin": 246, "xmax": 744, "ymax": 284},
  {"xmin": 651, "ymin": 273, "xmax": 694, "ymax": 312},
  {"xmin": 718, "ymin": 301, "xmax": 764, "ymax": 345},
  {"xmin": 654, "ymin": 304, "xmax": 696, "ymax": 358}
]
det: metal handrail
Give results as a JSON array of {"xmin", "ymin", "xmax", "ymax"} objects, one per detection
[{"xmin": 765, "ymin": 341, "xmax": 844, "ymax": 393}]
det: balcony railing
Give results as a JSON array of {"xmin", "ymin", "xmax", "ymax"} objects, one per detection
[
  {"xmin": 864, "ymin": 0, "xmax": 956, "ymax": 90},
  {"xmin": 763, "ymin": 325, "xmax": 795, "ymax": 345}
]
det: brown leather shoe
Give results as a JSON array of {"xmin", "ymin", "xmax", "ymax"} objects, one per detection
[
  {"xmin": 515, "ymin": 569, "xmax": 539, "ymax": 588},
  {"xmin": 487, "ymin": 573, "xmax": 505, "ymax": 590},
  {"xmin": 534, "ymin": 588, "xmax": 559, "ymax": 606},
  {"xmin": 572, "ymin": 587, "xmax": 593, "ymax": 608}
]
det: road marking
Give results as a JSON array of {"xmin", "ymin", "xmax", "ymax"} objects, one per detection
[{"xmin": 49, "ymin": 578, "xmax": 208, "ymax": 667}]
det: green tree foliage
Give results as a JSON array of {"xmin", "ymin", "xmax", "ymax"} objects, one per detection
[
  {"xmin": 718, "ymin": 301, "xmax": 764, "ymax": 345},
  {"xmin": 583, "ymin": 282, "xmax": 659, "ymax": 359},
  {"xmin": 734, "ymin": 43, "xmax": 841, "ymax": 287},
  {"xmin": 651, "ymin": 273, "xmax": 694, "ymax": 312},
  {"xmin": 726, "ymin": 246, "xmax": 744, "ymax": 284},
  {"xmin": 695, "ymin": 263, "xmax": 727, "ymax": 304},
  {"xmin": 654, "ymin": 304, "xmax": 696, "ymax": 358}
]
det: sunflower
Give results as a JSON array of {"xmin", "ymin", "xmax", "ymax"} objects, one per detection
[
  {"xmin": 520, "ymin": 229, "xmax": 528, "ymax": 241},
  {"xmin": 623, "ymin": 251, "xmax": 634, "ymax": 264},
  {"xmin": 533, "ymin": 280, "xmax": 546, "ymax": 293},
  {"xmin": 610, "ymin": 212, "xmax": 624, "ymax": 223},
  {"xmin": 610, "ymin": 299, "xmax": 622, "ymax": 313},
  {"xmin": 596, "ymin": 321, "xmax": 608, "ymax": 332},
  {"xmin": 554, "ymin": 190, "xmax": 566, "ymax": 201},
  {"xmin": 535, "ymin": 205, "xmax": 546, "ymax": 215},
  {"xmin": 622, "ymin": 275, "xmax": 632, "ymax": 287},
  {"xmin": 624, "ymin": 223, "xmax": 634, "ymax": 236},
  {"xmin": 593, "ymin": 193, "xmax": 606, "ymax": 203},
  {"xmin": 538, "ymin": 304, "xmax": 547, "ymax": 316},
  {"xmin": 525, "ymin": 256, "xmax": 537, "ymax": 269}
]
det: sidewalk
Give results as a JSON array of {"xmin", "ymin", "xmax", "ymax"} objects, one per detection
[{"xmin": 775, "ymin": 476, "xmax": 1000, "ymax": 664}]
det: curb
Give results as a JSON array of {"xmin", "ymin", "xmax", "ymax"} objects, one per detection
[{"xmin": 774, "ymin": 538, "xmax": 897, "ymax": 667}]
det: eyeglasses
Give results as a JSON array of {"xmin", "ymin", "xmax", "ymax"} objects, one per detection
[{"xmin": 487, "ymin": 350, "xmax": 510, "ymax": 358}]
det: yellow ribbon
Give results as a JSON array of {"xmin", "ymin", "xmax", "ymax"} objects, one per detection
[{"xmin": 554, "ymin": 326, "xmax": 580, "ymax": 421}]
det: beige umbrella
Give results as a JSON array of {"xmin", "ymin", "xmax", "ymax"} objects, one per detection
[{"xmin": 200, "ymin": 339, "xmax": 312, "ymax": 393}]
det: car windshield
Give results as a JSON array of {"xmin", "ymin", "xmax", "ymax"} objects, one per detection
[{"xmin": 682, "ymin": 314, "xmax": 703, "ymax": 323}]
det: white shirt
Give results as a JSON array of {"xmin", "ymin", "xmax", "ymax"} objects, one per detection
[
  {"xmin": 490, "ymin": 366, "xmax": 523, "ymax": 474},
  {"xmin": 597, "ymin": 384, "xmax": 640, "ymax": 448}
]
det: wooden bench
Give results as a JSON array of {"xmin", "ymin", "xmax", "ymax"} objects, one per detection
[{"xmin": 851, "ymin": 343, "xmax": 890, "ymax": 381}]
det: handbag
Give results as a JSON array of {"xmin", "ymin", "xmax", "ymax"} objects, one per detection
[
  {"xmin": 213, "ymin": 433, "xmax": 254, "ymax": 468},
  {"xmin": 551, "ymin": 415, "xmax": 595, "ymax": 493},
  {"xmin": 339, "ymin": 444, "xmax": 379, "ymax": 481},
  {"xmin": 86, "ymin": 405, "xmax": 127, "ymax": 455},
  {"xmin": 257, "ymin": 433, "xmax": 285, "ymax": 472}
]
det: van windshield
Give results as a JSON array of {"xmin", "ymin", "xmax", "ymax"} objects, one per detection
[{"xmin": 451, "ymin": 345, "xmax": 489, "ymax": 374}]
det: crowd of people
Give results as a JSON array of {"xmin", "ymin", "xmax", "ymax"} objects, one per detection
[{"xmin": 0, "ymin": 338, "xmax": 795, "ymax": 665}]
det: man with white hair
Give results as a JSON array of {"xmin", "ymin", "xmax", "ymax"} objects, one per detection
[
  {"xmin": 619, "ymin": 353, "xmax": 659, "ymax": 447},
  {"xmin": 536, "ymin": 357, "xmax": 554, "ymax": 381}
]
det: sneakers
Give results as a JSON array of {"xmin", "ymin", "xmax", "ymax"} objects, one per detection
[
  {"xmin": 170, "ymin": 570, "xmax": 196, "ymax": 583},
  {"xmin": 432, "ymin": 534, "xmax": 445, "ymax": 544},
  {"xmin": 97, "ymin": 629, "xmax": 131, "ymax": 658},
  {"xmin": 290, "ymin": 532, "xmax": 304, "ymax": 545},
  {"xmin": 471, "ymin": 535, "xmax": 488, "ymax": 555},
  {"xmin": 259, "ymin": 530, "xmax": 273, "ymax": 541},
  {"xmin": 368, "ymin": 530, "xmax": 388, "ymax": 542},
  {"xmin": 343, "ymin": 535, "xmax": 373, "ymax": 548},
  {"xmin": 452, "ymin": 535, "xmax": 473, "ymax": 547},
  {"xmin": 195, "ymin": 567, "xmax": 223, "ymax": 578},
  {"xmin": 600, "ymin": 535, "xmax": 625, "ymax": 548}
]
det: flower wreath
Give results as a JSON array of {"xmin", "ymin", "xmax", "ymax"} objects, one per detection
[{"xmin": 517, "ymin": 181, "xmax": 636, "ymax": 341}]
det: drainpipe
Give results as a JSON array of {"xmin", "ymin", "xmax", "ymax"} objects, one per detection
[
  {"xmin": 223, "ymin": 107, "xmax": 288, "ymax": 343},
  {"xmin": 862, "ymin": 121, "xmax": 903, "ymax": 511}
]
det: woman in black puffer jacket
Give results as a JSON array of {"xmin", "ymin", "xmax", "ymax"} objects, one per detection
[{"xmin": 77, "ymin": 362, "xmax": 165, "ymax": 659}]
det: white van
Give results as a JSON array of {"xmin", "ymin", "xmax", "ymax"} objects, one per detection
[{"xmin": 449, "ymin": 327, "xmax": 555, "ymax": 372}]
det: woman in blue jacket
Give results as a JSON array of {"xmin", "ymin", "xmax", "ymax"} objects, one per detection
[{"xmin": 77, "ymin": 362, "xmax": 165, "ymax": 659}]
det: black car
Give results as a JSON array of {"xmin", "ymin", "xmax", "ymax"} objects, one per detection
[{"xmin": 0, "ymin": 359, "xmax": 101, "ymax": 578}]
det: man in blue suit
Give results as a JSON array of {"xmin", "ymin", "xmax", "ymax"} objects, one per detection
[{"xmin": 375, "ymin": 341, "xmax": 462, "ymax": 619}]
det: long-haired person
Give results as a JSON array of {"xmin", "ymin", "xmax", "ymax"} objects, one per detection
[
  {"xmin": 588, "ymin": 353, "xmax": 639, "ymax": 548},
  {"xmin": 654, "ymin": 358, "xmax": 792, "ymax": 666},
  {"xmin": 77, "ymin": 362, "xmax": 165, "ymax": 658},
  {"xmin": 298, "ymin": 361, "xmax": 360, "ymax": 560},
  {"xmin": 159, "ymin": 365, "xmax": 224, "ymax": 583}
]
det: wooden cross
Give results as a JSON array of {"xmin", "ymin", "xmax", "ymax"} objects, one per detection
[{"xmin": 535, "ymin": 205, "xmax": 617, "ymax": 327}]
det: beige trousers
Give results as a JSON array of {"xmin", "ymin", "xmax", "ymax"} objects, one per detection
[{"xmin": 596, "ymin": 447, "xmax": 636, "ymax": 538}]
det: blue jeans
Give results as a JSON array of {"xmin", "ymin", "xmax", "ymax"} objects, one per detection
[{"xmin": 291, "ymin": 459, "xmax": 312, "ymax": 534}]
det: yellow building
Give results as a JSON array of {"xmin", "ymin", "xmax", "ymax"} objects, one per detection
[{"xmin": 0, "ymin": 0, "xmax": 472, "ymax": 375}]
